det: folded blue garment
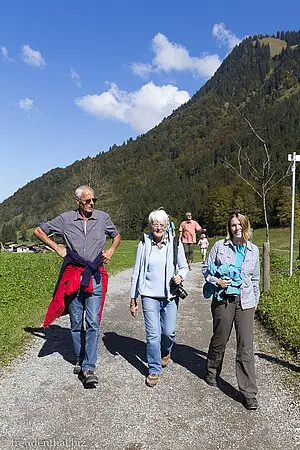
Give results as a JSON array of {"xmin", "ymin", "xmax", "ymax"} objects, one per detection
[{"xmin": 203, "ymin": 263, "xmax": 243, "ymax": 301}]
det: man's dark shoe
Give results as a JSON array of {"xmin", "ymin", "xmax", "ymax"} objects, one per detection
[
  {"xmin": 73, "ymin": 362, "xmax": 81, "ymax": 375},
  {"xmin": 243, "ymin": 397, "xmax": 258, "ymax": 410},
  {"xmin": 82, "ymin": 370, "xmax": 98, "ymax": 386},
  {"xmin": 204, "ymin": 373, "xmax": 218, "ymax": 387}
]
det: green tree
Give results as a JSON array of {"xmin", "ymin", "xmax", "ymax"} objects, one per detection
[
  {"xmin": 1, "ymin": 224, "xmax": 17, "ymax": 243},
  {"xmin": 276, "ymin": 186, "xmax": 300, "ymax": 227},
  {"xmin": 19, "ymin": 223, "xmax": 28, "ymax": 242},
  {"xmin": 211, "ymin": 186, "xmax": 233, "ymax": 234}
]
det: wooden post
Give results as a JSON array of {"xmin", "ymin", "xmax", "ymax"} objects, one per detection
[{"xmin": 263, "ymin": 242, "xmax": 270, "ymax": 291}]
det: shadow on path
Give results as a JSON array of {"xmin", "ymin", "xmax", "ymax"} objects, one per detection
[
  {"xmin": 102, "ymin": 334, "xmax": 242, "ymax": 404},
  {"xmin": 24, "ymin": 325, "xmax": 75, "ymax": 364},
  {"xmin": 255, "ymin": 352, "xmax": 300, "ymax": 373},
  {"xmin": 173, "ymin": 343, "xmax": 242, "ymax": 404},
  {"xmin": 102, "ymin": 332, "xmax": 148, "ymax": 376}
]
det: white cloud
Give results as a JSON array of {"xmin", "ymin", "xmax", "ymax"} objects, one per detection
[
  {"xmin": 192, "ymin": 54, "xmax": 223, "ymax": 79},
  {"xmin": 1, "ymin": 46, "xmax": 8, "ymax": 57},
  {"xmin": 70, "ymin": 68, "xmax": 82, "ymax": 88},
  {"xmin": 75, "ymin": 81, "xmax": 190, "ymax": 134},
  {"xmin": 151, "ymin": 33, "xmax": 193, "ymax": 72},
  {"xmin": 21, "ymin": 44, "xmax": 46, "ymax": 68},
  {"xmin": 131, "ymin": 62, "xmax": 152, "ymax": 79},
  {"xmin": 212, "ymin": 23, "xmax": 241, "ymax": 50},
  {"xmin": 18, "ymin": 97, "xmax": 34, "ymax": 111},
  {"xmin": 1, "ymin": 46, "xmax": 13, "ymax": 62},
  {"xmin": 132, "ymin": 33, "xmax": 222, "ymax": 79}
]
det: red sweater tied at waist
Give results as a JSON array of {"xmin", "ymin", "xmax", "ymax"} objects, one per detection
[{"xmin": 43, "ymin": 264, "xmax": 108, "ymax": 328}]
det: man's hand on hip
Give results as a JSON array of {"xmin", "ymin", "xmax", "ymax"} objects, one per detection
[
  {"xmin": 102, "ymin": 248, "xmax": 114, "ymax": 264},
  {"xmin": 56, "ymin": 245, "xmax": 67, "ymax": 258}
]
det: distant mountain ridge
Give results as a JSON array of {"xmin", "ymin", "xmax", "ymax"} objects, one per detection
[{"xmin": 1, "ymin": 30, "xmax": 300, "ymax": 239}]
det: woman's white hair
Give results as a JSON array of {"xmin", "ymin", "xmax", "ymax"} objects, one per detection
[
  {"xmin": 75, "ymin": 185, "xmax": 93, "ymax": 200},
  {"xmin": 148, "ymin": 209, "xmax": 168, "ymax": 225}
]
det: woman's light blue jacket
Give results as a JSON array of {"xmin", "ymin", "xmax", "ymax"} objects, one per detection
[
  {"xmin": 202, "ymin": 238, "xmax": 260, "ymax": 310},
  {"xmin": 130, "ymin": 233, "xmax": 189, "ymax": 300}
]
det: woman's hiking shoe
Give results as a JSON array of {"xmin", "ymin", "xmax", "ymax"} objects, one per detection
[
  {"xmin": 161, "ymin": 354, "xmax": 171, "ymax": 368},
  {"xmin": 146, "ymin": 374, "xmax": 159, "ymax": 387},
  {"xmin": 204, "ymin": 373, "xmax": 218, "ymax": 387},
  {"xmin": 243, "ymin": 397, "xmax": 258, "ymax": 410}
]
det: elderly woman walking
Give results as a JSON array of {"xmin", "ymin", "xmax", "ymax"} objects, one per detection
[
  {"xmin": 130, "ymin": 209, "xmax": 189, "ymax": 387},
  {"xmin": 203, "ymin": 212, "xmax": 260, "ymax": 410}
]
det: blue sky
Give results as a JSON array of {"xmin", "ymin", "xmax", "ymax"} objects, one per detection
[{"xmin": 1, "ymin": 0, "xmax": 299, "ymax": 202}]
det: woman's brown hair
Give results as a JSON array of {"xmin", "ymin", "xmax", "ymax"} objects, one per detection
[{"xmin": 226, "ymin": 212, "xmax": 251, "ymax": 244}]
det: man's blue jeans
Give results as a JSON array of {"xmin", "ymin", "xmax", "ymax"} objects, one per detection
[
  {"xmin": 141, "ymin": 296, "xmax": 179, "ymax": 375},
  {"xmin": 67, "ymin": 276, "xmax": 102, "ymax": 373}
]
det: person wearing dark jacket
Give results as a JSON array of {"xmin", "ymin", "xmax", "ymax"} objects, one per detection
[{"xmin": 34, "ymin": 185, "xmax": 120, "ymax": 386}]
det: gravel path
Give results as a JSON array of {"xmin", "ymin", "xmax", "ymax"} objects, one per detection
[{"xmin": 1, "ymin": 263, "xmax": 299, "ymax": 449}]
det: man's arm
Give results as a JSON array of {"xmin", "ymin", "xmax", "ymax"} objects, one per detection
[
  {"xmin": 102, "ymin": 233, "xmax": 121, "ymax": 264},
  {"xmin": 179, "ymin": 222, "xmax": 183, "ymax": 240},
  {"xmin": 34, "ymin": 226, "xmax": 66, "ymax": 258}
]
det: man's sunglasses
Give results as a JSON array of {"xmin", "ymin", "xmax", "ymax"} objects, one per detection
[{"xmin": 79, "ymin": 198, "xmax": 97, "ymax": 205}]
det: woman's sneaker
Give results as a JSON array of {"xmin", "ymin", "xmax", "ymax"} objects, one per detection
[
  {"xmin": 146, "ymin": 374, "xmax": 159, "ymax": 387},
  {"xmin": 161, "ymin": 354, "xmax": 170, "ymax": 368},
  {"xmin": 204, "ymin": 373, "xmax": 218, "ymax": 387},
  {"xmin": 243, "ymin": 397, "xmax": 258, "ymax": 410}
]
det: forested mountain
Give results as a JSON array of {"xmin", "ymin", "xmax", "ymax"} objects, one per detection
[{"xmin": 1, "ymin": 31, "xmax": 300, "ymax": 240}]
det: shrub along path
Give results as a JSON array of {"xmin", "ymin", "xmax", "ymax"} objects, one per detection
[{"xmin": 0, "ymin": 264, "xmax": 299, "ymax": 449}]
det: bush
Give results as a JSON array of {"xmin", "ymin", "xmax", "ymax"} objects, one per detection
[{"xmin": 257, "ymin": 253, "xmax": 300, "ymax": 357}]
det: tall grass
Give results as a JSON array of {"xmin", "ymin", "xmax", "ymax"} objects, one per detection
[{"xmin": 257, "ymin": 253, "xmax": 300, "ymax": 357}]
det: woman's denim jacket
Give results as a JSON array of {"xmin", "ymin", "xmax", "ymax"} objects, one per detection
[
  {"xmin": 130, "ymin": 233, "xmax": 189, "ymax": 300},
  {"xmin": 202, "ymin": 239, "xmax": 260, "ymax": 310}
]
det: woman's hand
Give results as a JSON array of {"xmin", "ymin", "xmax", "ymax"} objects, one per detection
[
  {"xmin": 130, "ymin": 298, "xmax": 138, "ymax": 317},
  {"xmin": 217, "ymin": 278, "xmax": 232, "ymax": 289},
  {"xmin": 172, "ymin": 274, "xmax": 183, "ymax": 285}
]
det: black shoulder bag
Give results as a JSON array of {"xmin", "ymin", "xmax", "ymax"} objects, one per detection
[{"xmin": 170, "ymin": 237, "xmax": 188, "ymax": 299}]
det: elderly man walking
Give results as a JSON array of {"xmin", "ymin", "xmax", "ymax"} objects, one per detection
[
  {"xmin": 179, "ymin": 212, "xmax": 206, "ymax": 270},
  {"xmin": 34, "ymin": 185, "xmax": 120, "ymax": 387}
]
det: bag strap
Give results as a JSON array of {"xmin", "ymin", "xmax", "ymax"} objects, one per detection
[{"xmin": 173, "ymin": 237, "xmax": 179, "ymax": 274}]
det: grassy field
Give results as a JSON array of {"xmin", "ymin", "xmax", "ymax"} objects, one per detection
[
  {"xmin": 0, "ymin": 252, "xmax": 61, "ymax": 365},
  {"xmin": 0, "ymin": 229, "xmax": 299, "ymax": 365},
  {"xmin": 256, "ymin": 251, "xmax": 300, "ymax": 357}
]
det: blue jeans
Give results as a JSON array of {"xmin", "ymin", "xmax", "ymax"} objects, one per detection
[
  {"xmin": 141, "ymin": 296, "xmax": 179, "ymax": 375},
  {"xmin": 67, "ymin": 276, "xmax": 102, "ymax": 372}
]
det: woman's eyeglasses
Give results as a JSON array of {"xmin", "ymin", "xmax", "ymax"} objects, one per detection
[{"xmin": 151, "ymin": 223, "xmax": 166, "ymax": 230}]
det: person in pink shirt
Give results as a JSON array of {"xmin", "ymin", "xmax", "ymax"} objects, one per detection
[
  {"xmin": 198, "ymin": 233, "xmax": 209, "ymax": 263},
  {"xmin": 179, "ymin": 212, "xmax": 206, "ymax": 269}
]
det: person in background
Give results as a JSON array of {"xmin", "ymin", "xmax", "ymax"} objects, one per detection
[
  {"xmin": 202, "ymin": 212, "xmax": 260, "ymax": 410},
  {"xmin": 179, "ymin": 212, "xmax": 206, "ymax": 270},
  {"xmin": 130, "ymin": 209, "xmax": 189, "ymax": 387},
  {"xmin": 198, "ymin": 233, "xmax": 209, "ymax": 263},
  {"xmin": 166, "ymin": 215, "xmax": 176, "ymax": 237},
  {"xmin": 34, "ymin": 185, "xmax": 121, "ymax": 387}
]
